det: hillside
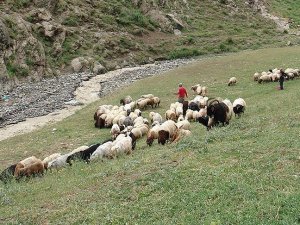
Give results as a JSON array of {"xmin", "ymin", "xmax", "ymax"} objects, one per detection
[
  {"xmin": 0, "ymin": 46, "xmax": 300, "ymax": 224},
  {"xmin": 0, "ymin": 0, "xmax": 299, "ymax": 92}
]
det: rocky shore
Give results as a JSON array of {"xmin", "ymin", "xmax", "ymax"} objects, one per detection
[{"xmin": 0, "ymin": 58, "xmax": 194, "ymax": 128}]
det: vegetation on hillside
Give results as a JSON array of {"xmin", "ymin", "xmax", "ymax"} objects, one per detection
[{"xmin": 0, "ymin": 46, "xmax": 299, "ymax": 224}]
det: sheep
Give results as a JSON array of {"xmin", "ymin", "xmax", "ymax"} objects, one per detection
[
  {"xmin": 146, "ymin": 123, "xmax": 161, "ymax": 146},
  {"xmin": 177, "ymin": 115, "xmax": 184, "ymax": 122},
  {"xmin": 222, "ymin": 99, "xmax": 233, "ymax": 122},
  {"xmin": 14, "ymin": 156, "xmax": 41, "ymax": 176},
  {"xmin": 184, "ymin": 109, "xmax": 194, "ymax": 121},
  {"xmin": 136, "ymin": 99, "xmax": 150, "ymax": 110},
  {"xmin": 110, "ymin": 136, "xmax": 133, "ymax": 158},
  {"xmin": 232, "ymin": 98, "xmax": 246, "ymax": 117},
  {"xmin": 134, "ymin": 109, "xmax": 142, "ymax": 116},
  {"xmin": 258, "ymin": 74, "xmax": 271, "ymax": 83},
  {"xmin": 228, "ymin": 77, "xmax": 237, "ymax": 86},
  {"xmin": 48, "ymin": 154, "xmax": 71, "ymax": 169},
  {"xmin": 129, "ymin": 112, "xmax": 139, "ymax": 121},
  {"xmin": 188, "ymin": 102, "xmax": 200, "ymax": 111},
  {"xmin": 199, "ymin": 97, "xmax": 208, "ymax": 108},
  {"xmin": 206, "ymin": 99, "xmax": 231, "ymax": 129},
  {"xmin": 175, "ymin": 103, "xmax": 183, "ymax": 117},
  {"xmin": 141, "ymin": 94, "xmax": 154, "ymax": 99},
  {"xmin": 158, "ymin": 120, "xmax": 177, "ymax": 145},
  {"xmin": 165, "ymin": 109, "xmax": 177, "ymax": 121},
  {"xmin": 66, "ymin": 143, "xmax": 103, "ymax": 165},
  {"xmin": 135, "ymin": 123, "xmax": 149, "ymax": 136},
  {"xmin": 130, "ymin": 127, "xmax": 143, "ymax": 140},
  {"xmin": 117, "ymin": 115, "xmax": 127, "ymax": 127},
  {"xmin": 120, "ymin": 96, "xmax": 133, "ymax": 106},
  {"xmin": 14, "ymin": 157, "xmax": 45, "ymax": 177},
  {"xmin": 134, "ymin": 116, "xmax": 144, "ymax": 126},
  {"xmin": 95, "ymin": 113, "xmax": 106, "ymax": 128},
  {"xmin": 43, "ymin": 153, "xmax": 62, "ymax": 165},
  {"xmin": 191, "ymin": 84, "xmax": 208, "ymax": 96},
  {"xmin": 197, "ymin": 116, "xmax": 209, "ymax": 127},
  {"xmin": 149, "ymin": 112, "xmax": 163, "ymax": 124},
  {"xmin": 253, "ymin": 72, "xmax": 260, "ymax": 81},
  {"xmin": 90, "ymin": 141, "xmax": 114, "ymax": 160},
  {"xmin": 176, "ymin": 120, "xmax": 191, "ymax": 130},
  {"xmin": 146, "ymin": 98, "xmax": 156, "ymax": 108},
  {"xmin": 192, "ymin": 110, "xmax": 200, "ymax": 122},
  {"xmin": 0, "ymin": 164, "xmax": 17, "ymax": 183},
  {"xmin": 171, "ymin": 128, "xmax": 191, "ymax": 143},
  {"xmin": 152, "ymin": 97, "xmax": 161, "ymax": 107},
  {"xmin": 123, "ymin": 116, "xmax": 134, "ymax": 127},
  {"xmin": 16, "ymin": 161, "xmax": 45, "ymax": 179},
  {"xmin": 110, "ymin": 124, "xmax": 121, "ymax": 139},
  {"xmin": 198, "ymin": 107, "xmax": 207, "ymax": 117}
]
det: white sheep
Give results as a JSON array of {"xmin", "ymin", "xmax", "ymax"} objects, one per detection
[
  {"xmin": 111, "ymin": 136, "xmax": 133, "ymax": 158},
  {"xmin": 110, "ymin": 124, "xmax": 121, "ymax": 139},
  {"xmin": 165, "ymin": 109, "xmax": 177, "ymax": 121},
  {"xmin": 141, "ymin": 94, "xmax": 154, "ymax": 99},
  {"xmin": 184, "ymin": 109, "xmax": 194, "ymax": 121},
  {"xmin": 42, "ymin": 153, "xmax": 62, "ymax": 165},
  {"xmin": 176, "ymin": 120, "xmax": 191, "ymax": 130},
  {"xmin": 90, "ymin": 141, "xmax": 114, "ymax": 160},
  {"xmin": 232, "ymin": 98, "xmax": 246, "ymax": 117},
  {"xmin": 228, "ymin": 77, "xmax": 237, "ymax": 86},
  {"xmin": 146, "ymin": 123, "xmax": 161, "ymax": 146}
]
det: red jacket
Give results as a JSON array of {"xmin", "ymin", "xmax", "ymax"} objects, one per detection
[{"xmin": 178, "ymin": 87, "xmax": 188, "ymax": 98}]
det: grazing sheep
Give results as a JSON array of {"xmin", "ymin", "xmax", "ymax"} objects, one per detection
[
  {"xmin": 15, "ymin": 161, "xmax": 45, "ymax": 179},
  {"xmin": 141, "ymin": 94, "xmax": 154, "ymax": 99},
  {"xmin": 258, "ymin": 74, "xmax": 271, "ymax": 83},
  {"xmin": 149, "ymin": 112, "xmax": 163, "ymax": 124},
  {"xmin": 14, "ymin": 156, "xmax": 41, "ymax": 176},
  {"xmin": 197, "ymin": 116, "xmax": 209, "ymax": 128},
  {"xmin": 129, "ymin": 112, "xmax": 139, "ymax": 121},
  {"xmin": 152, "ymin": 97, "xmax": 161, "ymax": 107},
  {"xmin": 206, "ymin": 99, "xmax": 232, "ymax": 129},
  {"xmin": 0, "ymin": 164, "xmax": 17, "ymax": 183},
  {"xmin": 110, "ymin": 124, "xmax": 121, "ymax": 139},
  {"xmin": 188, "ymin": 102, "xmax": 200, "ymax": 111},
  {"xmin": 146, "ymin": 123, "xmax": 160, "ymax": 146},
  {"xmin": 48, "ymin": 154, "xmax": 71, "ymax": 169},
  {"xmin": 232, "ymin": 98, "xmax": 246, "ymax": 117},
  {"xmin": 253, "ymin": 72, "xmax": 260, "ymax": 81},
  {"xmin": 191, "ymin": 84, "xmax": 208, "ymax": 96},
  {"xmin": 134, "ymin": 109, "xmax": 142, "ymax": 116},
  {"xmin": 158, "ymin": 120, "xmax": 177, "ymax": 145},
  {"xmin": 66, "ymin": 143, "xmax": 103, "ymax": 165},
  {"xmin": 176, "ymin": 120, "xmax": 191, "ymax": 130},
  {"xmin": 90, "ymin": 141, "xmax": 114, "ymax": 160},
  {"xmin": 136, "ymin": 99, "xmax": 150, "ymax": 110},
  {"xmin": 177, "ymin": 115, "xmax": 184, "ymax": 122},
  {"xmin": 111, "ymin": 136, "xmax": 133, "ymax": 158},
  {"xmin": 120, "ymin": 96, "xmax": 133, "ymax": 106},
  {"xmin": 185, "ymin": 109, "xmax": 194, "ymax": 121},
  {"xmin": 165, "ymin": 109, "xmax": 177, "ymax": 121},
  {"xmin": 198, "ymin": 107, "xmax": 207, "ymax": 117},
  {"xmin": 171, "ymin": 129, "xmax": 191, "ymax": 143},
  {"xmin": 130, "ymin": 127, "xmax": 143, "ymax": 139},
  {"xmin": 228, "ymin": 77, "xmax": 237, "ymax": 86},
  {"xmin": 124, "ymin": 116, "xmax": 134, "ymax": 127},
  {"xmin": 16, "ymin": 161, "xmax": 45, "ymax": 179},
  {"xmin": 43, "ymin": 153, "xmax": 62, "ymax": 165}
]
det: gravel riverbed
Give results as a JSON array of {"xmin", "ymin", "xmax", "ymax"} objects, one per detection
[{"xmin": 0, "ymin": 58, "xmax": 194, "ymax": 129}]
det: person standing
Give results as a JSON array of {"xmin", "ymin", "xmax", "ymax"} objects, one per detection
[
  {"xmin": 176, "ymin": 83, "xmax": 188, "ymax": 103},
  {"xmin": 279, "ymin": 69, "xmax": 287, "ymax": 90}
]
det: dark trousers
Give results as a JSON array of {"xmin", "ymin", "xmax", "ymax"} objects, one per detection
[{"xmin": 279, "ymin": 81, "xmax": 283, "ymax": 90}]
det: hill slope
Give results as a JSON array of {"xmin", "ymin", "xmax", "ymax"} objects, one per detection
[
  {"xmin": 0, "ymin": 0, "xmax": 299, "ymax": 91},
  {"xmin": 0, "ymin": 46, "xmax": 299, "ymax": 224}
]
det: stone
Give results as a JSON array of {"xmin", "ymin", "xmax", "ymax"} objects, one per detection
[{"xmin": 93, "ymin": 62, "xmax": 106, "ymax": 75}]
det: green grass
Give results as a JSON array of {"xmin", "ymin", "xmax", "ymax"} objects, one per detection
[{"xmin": 1, "ymin": 47, "xmax": 300, "ymax": 224}]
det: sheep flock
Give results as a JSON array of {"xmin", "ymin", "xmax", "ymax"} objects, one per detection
[{"xmin": 8, "ymin": 64, "xmax": 299, "ymax": 183}]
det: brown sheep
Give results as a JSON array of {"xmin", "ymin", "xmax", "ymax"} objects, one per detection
[{"xmin": 16, "ymin": 161, "xmax": 45, "ymax": 179}]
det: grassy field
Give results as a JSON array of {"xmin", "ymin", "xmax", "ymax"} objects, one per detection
[{"xmin": 0, "ymin": 46, "xmax": 300, "ymax": 224}]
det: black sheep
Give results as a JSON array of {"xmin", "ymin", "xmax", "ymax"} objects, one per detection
[
  {"xmin": 188, "ymin": 102, "xmax": 200, "ymax": 111},
  {"xmin": 197, "ymin": 116, "xmax": 209, "ymax": 128},
  {"xmin": 66, "ymin": 143, "xmax": 101, "ymax": 165},
  {"xmin": 0, "ymin": 164, "xmax": 17, "ymax": 183},
  {"xmin": 206, "ymin": 100, "xmax": 230, "ymax": 129},
  {"xmin": 158, "ymin": 130, "xmax": 170, "ymax": 145}
]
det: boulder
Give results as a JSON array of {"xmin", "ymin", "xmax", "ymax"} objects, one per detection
[
  {"xmin": 166, "ymin": 14, "xmax": 184, "ymax": 30},
  {"xmin": 71, "ymin": 57, "xmax": 89, "ymax": 73},
  {"xmin": 93, "ymin": 62, "xmax": 106, "ymax": 75}
]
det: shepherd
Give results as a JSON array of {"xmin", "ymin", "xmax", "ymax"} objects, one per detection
[{"xmin": 175, "ymin": 83, "xmax": 188, "ymax": 103}]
